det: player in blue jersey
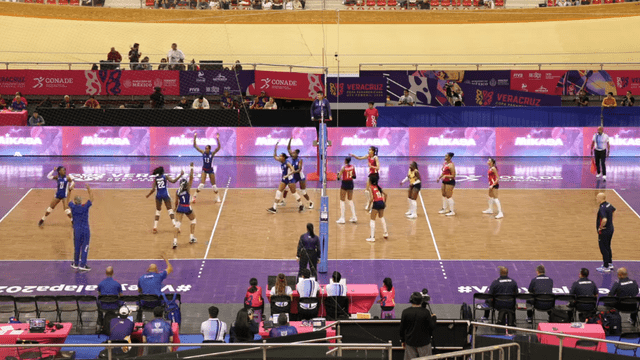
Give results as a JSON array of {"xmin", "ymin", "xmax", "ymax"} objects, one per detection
[
  {"xmin": 173, "ymin": 163, "xmax": 197, "ymax": 249},
  {"xmin": 145, "ymin": 167, "xmax": 184, "ymax": 234},
  {"xmin": 69, "ymin": 184, "xmax": 94, "ymax": 271},
  {"xmin": 192, "ymin": 133, "xmax": 221, "ymax": 203},
  {"xmin": 38, "ymin": 166, "xmax": 75, "ymax": 227},
  {"xmin": 280, "ymin": 138, "xmax": 314, "ymax": 209},
  {"xmin": 267, "ymin": 142, "xmax": 304, "ymax": 214}
]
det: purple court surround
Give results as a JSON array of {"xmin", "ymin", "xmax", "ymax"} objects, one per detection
[{"xmin": 1, "ymin": 156, "xmax": 640, "ymax": 305}]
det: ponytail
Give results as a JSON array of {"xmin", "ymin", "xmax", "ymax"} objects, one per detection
[{"xmin": 307, "ymin": 223, "xmax": 315, "ymax": 238}]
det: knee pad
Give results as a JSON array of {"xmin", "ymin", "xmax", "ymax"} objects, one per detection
[
  {"xmin": 46, "ymin": 207, "xmax": 53, "ymax": 213},
  {"xmin": 168, "ymin": 209, "xmax": 174, "ymax": 215},
  {"xmin": 213, "ymin": 185, "xmax": 218, "ymax": 191},
  {"xmin": 191, "ymin": 219, "xmax": 197, "ymax": 225},
  {"xmin": 197, "ymin": 183, "xmax": 205, "ymax": 191},
  {"xmin": 155, "ymin": 210, "xmax": 161, "ymax": 217},
  {"xmin": 293, "ymin": 192, "xmax": 301, "ymax": 200},
  {"xmin": 65, "ymin": 209, "xmax": 71, "ymax": 215},
  {"xmin": 174, "ymin": 222, "xmax": 181, "ymax": 229},
  {"xmin": 275, "ymin": 190, "xmax": 283, "ymax": 199},
  {"xmin": 300, "ymin": 189, "xmax": 307, "ymax": 196}
]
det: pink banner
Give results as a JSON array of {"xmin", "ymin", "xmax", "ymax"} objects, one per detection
[
  {"xmin": 510, "ymin": 70, "xmax": 640, "ymax": 96},
  {"xmin": 62, "ymin": 127, "xmax": 151, "ymax": 156},
  {"xmin": 608, "ymin": 71, "xmax": 640, "ymax": 95},
  {"xmin": 236, "ymin": 127, "xmax": 317, "ymax": 157},
  {"xmin": 410, "ymin": 127, "xmax": 496, "ymax": 156},
  {"xmin": 0, "ymin": 71, "xmax": 28, "ymax": 93},
  {"xmin": 0, "ymin": 126, "xmax": 63, "ymax": 156},
  {"xmin": 510, "ymin": 70, "xmax": 565, "ymax": 95},
  {"xmin": 582, "ymin": 127, "xmax": 640, "ymax": 156},
  {"xmin": 252, "ymin": 71, "xmax": 324, "ymax": 100},
  {"xmin": 327, "ymin": 128, "xmax": 409, "ymax": 157},
  {"xmin": 149, "ymin": 127, "xmax": 236, "ymax": 157},
  {"xmin": 496, "ymin": 127, "xmax": 583, "ymax": 156}
]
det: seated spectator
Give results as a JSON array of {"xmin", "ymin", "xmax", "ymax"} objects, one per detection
[
  {"xmin": 610, "ymin": 267, "xmax": 639, "ymax": 326},
  {"xmin": 155, "ymin": 0, "xmax": 168, "ymax": 8},
  {"xmin": 292, "ymin": 0, "xmax": 302, "ymax": 8},
  {"xmin": 209, "ymin": 0, "xmax": 220, "ymax": 7},
  {"xmin": 109, "ymin": 307, "xmax": 134, "ymax": 341},
  {"xmin": 220, "ymin": 90, "xmax": 233, "ymax": 109},
  {"xmin": 240, "ymin": 0, "xmax": 251, "ymax": 5},
  {"xmin": 128, "ymin": 43, "xmax": 141, "ymax": 70},
  {"xmin": 264, "ymin": 97, "xmax": 278, "ymax": 110},
  {"xmin": 192, "ymin": 95, "xmax": 210, "ymax": 109},
  {"xmin": 526, "ymin": 264, "xmax": 553, "ymax": 324},
  {"xmin": 249, "ymin": 97, "xmax": 263, "ymax": 110},
  {"xmin": 576, "ymin": 90, "xmax": 589, "ymax": 107},
  {"xmin": 28, "ymin": 111, "xmax": 45, "ymax": 126},
  {"xmin": 244, "ymin": 278, "xmax": 264, "ymax": 312},
  {"xmin": 259, "ymin": 91, "xmax": 269, "ymax": 105},
  {"xmin": 150, "ymin": 87, "xmax": 165, "ymax": 109},
  {"xmin": 142, "ymin": 306, "xmax": 173, "ymax": 355},
  {"xmin": 285, "ymin": 0, "xmax": 293, "ymax": 9},
  {"xmin": 201, "ymin": 306, "xmax": 227, "ymax": 343},
  {"xmin": 378, "ymin": 277, "xmax": 396, "ymax": 319},
  {"xmin": 188, "ymin": 59, "xmax": 199, "ymax": 71},
  {"xmin": 107, "ymin": 47, "xmax": 122, "ymax": 63},
  {"xmin": 234, "ymin": 60, "xmax": 243, "ymax": 72},
  {"xmin": 297, "ymin": 269, "xmax": 319, "ymax": 310},
  {"xmin": 10, "ymin": 95, "xmax": 27, "ymax": 111},
  {"xmin": 252, "ymin": 0, "xmax": 262, "ymax": 8},
  {"xmin": 38, "ymin": 97, "xmax": 53, "ymax": 108},
  {"xmin": 270, "ymin": 273, "xmax": 293, "ymax": 306},
  {"xmin": 262, "ymin": 0, "xmax": 272, "ymax": 8},
  {"xmin": 175, "ymin": 97, "xmax": 190, "ymax": 109},
  {"xmin": 269, "ymin": 313, "xmax": 298, "ymax": 338},
  {"xmin": 98, "ymin": 266, "xmax": 123, "ymax": 325},
  {"xmin": 16, "ymin": 92, "xmax": 27, "ymax": 105},
  {"xmin": 229, "ymin": 308, "xmax": 259, "ymax": 343},
  {"xmin": 59, "ymin": 95, "xmax": 75, "ymax": 109},
  {"xmin": 398, "ymin": 89, "xmax": 414, "ymax": 106},
  {"xmin": 0, "ymin": 95, "xmax": 6, "ymax": 110},
  {"xmin": 326, "ymin": 271, "xmax": 347, "ymax": 296},
  {"xmin": 602, "ymin": 92, "xmax": 617, "ymax": 108},
  {"xmin": 167, "ymin": 43, "xmax": 185, "ymax": 67},
  {"xmin": 621, "ymin": 91, "xmax": 635, "ymax": 107},
  {"xmin": 482, "ymin": 266, "xmax": 518, "ymax": 322},
  {"xmin": 220, "ymin": 0, "xmax": 230, "ymax": 8},
  {"xmin": 84, "ymin": 95, "xmax": 101, "ymax": 109},
  {"xmin": 385, "ymin": 95, "xmax": 394, "ymax": 107},
  {"xmin": 137, "ymin": 57, "xmax": 152, "ymax": 71},
  {"xmin": 158, "ymin": 58, "xmax": 169, "ymax": 71}
]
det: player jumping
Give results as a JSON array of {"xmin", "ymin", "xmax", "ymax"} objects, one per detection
[
  {"xmin": 39, "ymin": 166, "xmax": 74, "ymax": 227},
  {"xmin": 173, "ymin": 163, "xmax": 197, "ymax": 249},
  {"xmin": 192, "ymin": 133, "xmax": 221, "ymax": 203}
]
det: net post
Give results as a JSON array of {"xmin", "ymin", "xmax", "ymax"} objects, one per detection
[{"xmin": 319, "ymin": 108, "xmax": 329, "ymax": 274}]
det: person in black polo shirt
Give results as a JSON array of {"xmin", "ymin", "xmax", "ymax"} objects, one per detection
[
  {"xmin": 482, "ymin": 266, "xmax": 518, "ymax": 321},
  {"xmin": 569, "ymin": 268, "xmax": 598, "ymax": 320},
  {"xmin": 596, "ymin": 193, "xmax": 616, "ymax": 273},
  {"xmin": 610, "ymin": 267, "xmax": 639, "ymax": 326},
  {"xmin": 399, "ymin": 292, "xmax": 437, "ymax": 359},
  {"xmin": 526, "ymin": 264, "xmax": 553, "ymax": 323}
]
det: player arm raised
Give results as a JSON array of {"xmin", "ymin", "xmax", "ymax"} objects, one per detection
[
  {"xmin": 145, "ymin": 179, "xmax": 157, "ymax": 198},
  {"xmin": 188, "ymin": 162, "xmax": 194, "ymax": 188},
  {"xmin": 273, "ymin": 142, "xmax": 280, "ymax": 161},
  {"xmin": 212, "ymin": 133, "xmax": 221, "ymax": 156},
  {"xmin": 166, "ymin": 170, "xmax": 184, "ymax": 183},
  {"xmin": 287, "ymin": 138, "xmax": 294, "ymax": 156},
  {"xmin": 349, "ymin": 153, "xmax": 367, "ymax": 160},
  {"xmin": 47, "ymin": 168, "xmax": 57, "ymax": 180},
  {"xmin": 86, "ymin": 184, "xmax": 94, "ymax": 203},
  {"xmin": 193, "ymin": 133, "xmax": 204, "ymax": 154}
]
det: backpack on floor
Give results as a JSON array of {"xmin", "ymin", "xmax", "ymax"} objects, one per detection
[
  {"xmin": 460, "ymin": 303, "xmax": 473, "ymax": 321},
  {"xmin": 603, "ymin": 309, "xmax": 622, "ymax": 335},
  {"xmin": 548, "ymin": 309, "xmax": 572, "ymax": 323},
  {"xmin": 162, "ymin": 293, "xmax": 181, "ymax": 325}
]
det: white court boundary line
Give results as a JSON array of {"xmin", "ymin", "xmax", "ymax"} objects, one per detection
[
  {"xmin": 418, "ymin": 192, "xmax": 441, "ymax": 261},
  {"xmin": 613, "ymin": 189, "xmax": 640, "ymax": 221},
  {"xmin": 0, "ymin": 189, "xmax": 32, "ymax": 224},
  {"xmin": 203, "ymin": 177, "xmax": 231, "ymax": 261}
]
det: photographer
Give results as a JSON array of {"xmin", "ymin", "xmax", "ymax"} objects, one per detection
[
  {"xmin": 398, "ymin": 89, "xmax": 414, "ymax": 107},
  {"xmin": 399, "ymin": 292, "xmax": 437, "ymax": 359}
]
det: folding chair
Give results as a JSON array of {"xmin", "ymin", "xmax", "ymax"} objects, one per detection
[
  {"xmin": 14, "ymin": 297, "xmax": 38, "ymax": 322},
  {"xmin": 324, "ymin": 296, "xmax": 349, "ymax": 321},
  {"xmin": 297, "ymin": 297, "xmax": 320, "ymax": 320},
  {"xmin": 15, "ymin": 340, "xmax": 46, "ymax": 360},
  {"xmin": 575, "ymin": 339, "xmax": 599, "ymax": 350},
  {"xmin": 77, "ymin": 295, "xmax": 99, "ymax": 327},
  {"xmin": 531, "ymin": 294, "xmax": 555, "ymax": 328},
  {"xmin": 0, "ymin": 296, "xmax": 16, "ymax": 320},
  {"xmin": 597, "ymin": 296, "xmax": 618, "ymax": 311},
  {"xmin": 270, "ymin": 295, "xmax": 291, "ymax": 316},
  {"xmin": 575, "ymin": 296, "xmax": 597, "ymax": 322},
  {"xmin": 35, "ymin": 296, "xmax": 58, "ymax": 321},
  {"xmin": 616, "ymin": 297, "xmax": 640, "ymax": 328},
  {"xmin": 473, "ymin": 293, "xmax": 494, "ymax": 323},
  {"xmin": 614, "ymin": 332, "xmax": 640, "ymax": 356},
  {"xmin": 138, "ymin": 294, "xmax": 160, "ymax": 322},
  {"xmin": 56, "ymin": 295, "xmax": 80, "ymax": 325}
]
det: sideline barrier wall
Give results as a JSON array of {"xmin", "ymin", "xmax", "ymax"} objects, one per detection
[{"xmin": 2, "ymin": 126, "xmax": 640, "ymax": 157}]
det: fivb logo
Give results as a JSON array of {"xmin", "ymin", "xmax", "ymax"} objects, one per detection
[
  {"xmin": 341, "ymin": 135, "xmax": 389, "ymax": 146},
  {"xmin": 515, "ymin": 135, "xmax": 563, "ymax": 146},
  {"xmin": 169, "ymin": 135, "xmax": 218, "ymax": 146},
  {"xmin": 0, "ymin": 134, "xmax": 43, "ymax": 145},
  {"xmin": 427, "ymin": 136, "xmax": 476, "ymax": 146},
  {"xmin": 255, "ymin": 136, "xmax": 303, "ymax": 146},
  {"xmin": 81, "ymin": 134, "xmax": 130, "ymax": 146},
  {"xmin": 610, "ymin": 134, "xmax": 640, "ymax": 146}
]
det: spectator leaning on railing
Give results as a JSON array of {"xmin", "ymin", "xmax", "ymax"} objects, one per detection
[
  {"xmin": 0, "ymin": 95, "xmax": 7, "ymax": 110},
  {"xmin": 602, "ymin": 92, "xmax": 617, "ymax": 108},
  {"xmin": 84, "ymin": 95, "xmax": 101, "ymax": 109},
  {"xmin": 28, "ymin": 111, "xmax": 45, "ymax": 126},
  {"xmin": 59, "ymin": 95, "xmax": 75, "ymax": 109},
  {"xmin": 621, "ymin": 91, "xmax": 635, "ymax": 107},
  {"xmin": 167, "ymin": 43, "xmax": 185, "ymax": 68},
  {"xmin": 128, "ymin": 43, "xmax": 141, "ymax": 70},
  {"xmin": 107, "ymin": 47, "xmax": 122, "ymax": 63},
  {"xmin": 192, "ymin": 95, "xmax": 210, "ymax": 110}
]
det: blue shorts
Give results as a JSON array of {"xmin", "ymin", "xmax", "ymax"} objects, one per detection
[
  {"xmin": 156, "ymin": 195, "xmax": 171, "ymax": 201},
  {"xmin": 177, "ymin": 206, "xmax": 192, "ymax": 215},
  {"xmin": 372, "ymin": 200, "xmax": 386, "ymax": 210},
  {"xmin": 410, "ymin": 183, "xmax": 421, "ymax": 192},
  {"xmin": 281, "ymin": 178, "xmax": 292, "ymax": 185},
  {"xmin": 293, "ymin": 173, "xmax": 305, "ymax": 183},
  {"xmin": 55, "ymin": 191, "xmax": 67, "ymax": 200},
  {"xmin": 203, "ymin": 167, "xmax": 214, "ymax": 174},
  {"xmin": 341, "ymin": 180, "xmax": 354, "ymax": 191}
]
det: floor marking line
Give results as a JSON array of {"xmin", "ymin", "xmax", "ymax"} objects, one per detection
[
  {"xmin": 418, "ymin": 192, "xmax": 442, "ymax": 261},
  {"xmin": 612, "ymin": 189, "xmax": 640, "ymax": 221},
  {"xmin": 203, "ymin": 177, "xmax": 231, "ymax": 260},
  {"xmin": 0, "ymin": 189, "xmax": 32, "ymax": 224}
]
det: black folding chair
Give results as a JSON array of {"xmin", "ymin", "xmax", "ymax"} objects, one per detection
[
  {"xmin": 55, "ymin": 295, "xmax": 80, "ymax": 325},
  {"xmin": 472, "ymin": 293, "xmax": 494, "ymax": 323},
  {"xmin": 0, "ymin": 295, "xmax": 16, "ymax": 320},
  {"xmin": 528, "ymin": 294, "xmax": 555, "ymax": 328},
  {"xmin": 297, "ymin": 297, "xmax": 320, "ymax": 320},
  {"xmin": 324, "ymin": 296, "xmax": 349, "ymax": 321},
  {"xmin": 614, "ymin": 332, "xmax": 640, "ymax": 356},
  {"xmin": 494, "ymin": 295, "xmax": 516, "ymax": 326},
  {"xmin": 137, "ymin": 294, "xmax": 161, "ymax": 322},
  {"xmin": 34, "ymin": 296, "xmax": 58, "ymax": 321},
  {"xmin": 598, "ymin": 296, "xmax": 618, "ymax": 311},
  {"xmin": 77, "ymin": 295, "xmax": 99, "ymax": 327},
  {"xmin": 14, "ymin": 297, "xmax": 37, "ymax": 322},
  {"xmin": 575, "ymin": 339, "xmax": 599, "ymax": 350},
  {"xmin": 15, "ymin": 340, "xmax": 48, "ymax": 360},
  {"xmin": 270, "ymin": 295, "xmax": 291, "ymax": 316},
  {"xmin": 575, "ymin": 296, "xmax": 598, "ymax": 322},
  {"xmin": 616, "ymin": 297, "xmax": 640, "ymax": 328}
]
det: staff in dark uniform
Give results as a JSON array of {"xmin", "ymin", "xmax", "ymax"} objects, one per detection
[
  {"xmin": 297, "ymin": 223, "xmax": 321, "ymax": 278},
  {"xmin": 482, "ymin": 266, "xmax": 518, "ymax": 321},
  {"xmin": 569, "ymin": 268, "xmax": 598, "ymax": 320},
  {"xmin": 610, "ymin": 267, "xmax": 639, "ymax": 326},
  {"xmin": 526, "ymin": 265, "xmax": 553, "ymax": 324},
  {"xmin": 596, "ymin": 193, "xmax": 616, "ymax": 273}
]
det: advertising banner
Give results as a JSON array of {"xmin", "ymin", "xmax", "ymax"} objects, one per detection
[
  {"xmin": 608, "ymin": 71, "xmax": 640, "ymax": 96},
  {"xmin": 410, "ymin": 127, "xmax": 496, "ymax": 156},
  {"xmin": 149, "ymin": 127, "xmax": 237, "ymax": 157},
  {"xmin": 62, "ymin": 127, "xmax": 151, "ymax": 156},
  {"xmin": 115, "ymin": 70, "xmax": 180, "ymax": 96},
  {"xmin": 582, "ymin": 127, "xmax": 640, "ymax": 156},
  {"xmin": 179, "ymin": 70, "xmax": 243, "ymax": 96},
  {"xmin": 253, "ymin": 71, "xmax": 324, "ymax": 100},
  {"xmin": 496, "ymin": 127, "xmax": 583, "ymax": 156},
  {"xmin": 327, "ymin": 127, "xmax": 410, "ymax": 157},
  {"xmin": 509, "ymin": 70, "xmax": 640, "ymax": 96},
  {"xmin": 27, "ymin": 70, "xmax": 96, "ymax": 96},
  {"xmin": 326, "ymin": 77, "xmax": 386, "ymax": 103},
  {"xmin": 0, "ymin": 126, "xmax": 63, "ymax": 156},
  {"xmin": 0, "ymin": 71, "xmax": 28, "ymax": 93},
  {"xmin": 236, "ymin": 127, "xmax": 317, "ymax": 157}
]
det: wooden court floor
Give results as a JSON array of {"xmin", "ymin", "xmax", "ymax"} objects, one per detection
[{"xmin": 1, "ymin": 188, "xmax": 640, "ymax": 261}]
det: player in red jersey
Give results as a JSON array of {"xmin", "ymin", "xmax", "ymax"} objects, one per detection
[
  {"xmin": 378, "ymin": 277, "xmax": 396, "ymax": 319},
  {"xmin": 364, "ymin": 102, "xmax": 379, "ymax": 127},
  {"xmin": 437, "ymin": 152, "xmax": 456, "ymax": 216},
  {"xmin": 366, "ymin": 178, "xmax": 388, "ymax": 242},
  {"xmin": 336, "ymin": 157, "xmax": 357, "ymax": 224},
  {"xmin": 350, "ymin": 146, "xmax": 379, "ymax": 211},
  {"xmin": 482, "ymin": 158, "xmax": 503, "ymax": 219}
]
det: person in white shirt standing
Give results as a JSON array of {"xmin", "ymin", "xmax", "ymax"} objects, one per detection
[
  {"xmin": 201, "ymin": 306, "xmax": 227, "ymax": 343},
  {"xmin": 590, "ymin": 126, "xmax": 610, "ymax": 180},
  {"xmin": 167, "ymin": 43, "xmax": 185, "ymax": 69},
  {"xmin": 192, "ymin": 95, "xmax": 210, "ymax": 110}
]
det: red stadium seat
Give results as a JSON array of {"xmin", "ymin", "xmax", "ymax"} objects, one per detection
[
  {"xmin": 388, "ymin": 0, "xmax": 397, "ymax": 5},
  {"xmin": 451, "ymin": 0, "xmax": 460, "ymax": 6},
  {"xmin": 547, "ymin": 0, "xmax": 555, "ymax": 5},
  {"xmin": 473, "ymin": 0, "xmax": 479, "ymax": 5},
  {"xmin": 430, "ymin": 0, "xmax": 439, "ymax": 5},
  {"xmin": 145, "ymin": 0, "xmax": 154, "ymax": 5},
  {"xmin": 23, "ymin": 0, "xmax": 34, "ymax": 3},
  {"xmin": 591, "ymin": 0, "xmax": 601, "ymax": 3},
  {"xmin": 36, "ymin": 0, "xmax": 44, "ymax": 3},
  {"xmin": 603, "ymin": 0, "xmax": 612, "ymax": 3},
  {"xmin": 58, "ymin": 0, "xmax": 69, "ymax": 4},
  {"xmin": 47, "ymin": 0, "xmax": 56, "ymax": 4},
  {"xmin": 377, "ymin": 0, "xmax": 386, "ymax": 5},
  {"xmin": 441, "ymin": 0, "xmax": 450, "ymax": 6},
  {"xmin": 366, "ymin": 0, "xmax": 375, "ymax": 6},
  {"xmin": 614, "ymin": 0, "xmax": 623, "ymax": 2},
  {"xmin": 494, "ymin": 0, "xmax": 503, "ymax": 5},
  {"xmin": 462, "ymin": 0, "xmax": 472, "ymax": 6}
]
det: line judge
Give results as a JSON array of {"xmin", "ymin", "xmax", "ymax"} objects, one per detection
[
  {"xmin": 596, "ymin": 193, "xmax": 616, "ymax": 273},
  {"xmin": 590, "ymin": 126, "xmax": 610, "ymax": 180}
]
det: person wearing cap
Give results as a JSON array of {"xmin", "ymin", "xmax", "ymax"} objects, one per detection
[
  {"xmin": 399, "ymin": 292, "xmax": 437, "ymax": 359},
  {"xmin": 269, "ymin": 313, "xmax": 298, "ymax": 338},
  {"xmin": 109, "ymin": 306, "xmax": 134, "ymax": 341},
  {"xmin": 192, "ymin": 95, "xmax": 210, "ymax": 110}
]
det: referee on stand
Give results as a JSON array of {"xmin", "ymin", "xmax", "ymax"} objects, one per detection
[
  {"xmin": 596, "ymin": 193, "xmax": 616, "ymax": 273},
  {"xmin": 590, "ymin": 126, "xmax": 610, "ymax": 180}
]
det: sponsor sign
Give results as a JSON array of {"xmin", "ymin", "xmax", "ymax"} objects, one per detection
[
  {"xmin": 326, "ymin": 77, "xmax": 386, "ymax": 103},
  {"xmin": 496, "ymin": 127, "xmax": 583, "ymax": 156},
  {"xmin": 149, "ymin": 127, "xmax": 237, "ymax": 157},
  {"xmin": 509, "ymin": 70, "xmax": 640, "ymax": 96},
  {"xmin": 0, "ymin": 126, "xmax": 62, "ymax": 156},
  {"xmin": 0, "ymin": 283, "xmax": 192, "ymax": 295},
  {"xmin": 582, "ymin": 127, "xmax": 640, "ymax": 156},
  {"xmin": 327, "ymin": 128, "xmax": 409, "ymax": 157},
  {"xmin": 115, "ymin": 70, "xmax": 180, "ymax": 96},
  {"xmin": 254, "ymin": 70, "xmax": 324, "ymax": 100},
  {"xmin": 62, "ymin": 127, "xmax": 151, "ymax": 156},
  {"xmin": 0, "ymin": 70, "xmax": 27, "ymax": 92},
  {"xmin": 179, "ymin": 70, "xmax": 243, "ymax": 96},
  {"xmin": 236, "ymin": 127, "xmax": 317, "ymax": 156},
  {"xmin": 608, "ymin": 71, "xmax": 640, "ymax": 95},
  {"xmin": 456, "ymin": 285, "xmax": 610, "ymax": 295},
  {"xmin": 409, "ymin": 127, "xmax": 496, "ymax": 156}
]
